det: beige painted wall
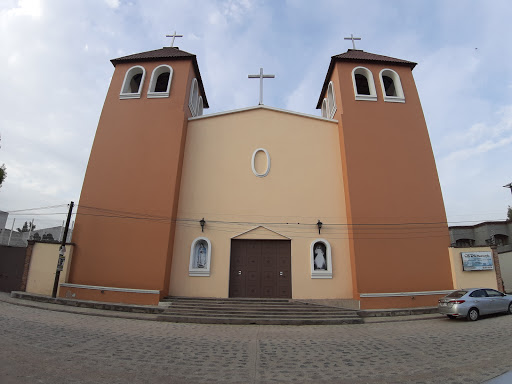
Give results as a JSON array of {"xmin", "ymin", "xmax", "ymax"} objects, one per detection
[
  {"xmin": 26, "ymin": 243, "xmax": 74, "ymax": 296},
  {"xmin": 448, "ymin": 247, "xmax": 497, "ymax": 290},
  {"xmin": 499, "ymin": 251, "xmax": 512, "ymax": 293},
  {"xmin": 170, "ymin": 106, "xmax": 353, "ymax": 299}
]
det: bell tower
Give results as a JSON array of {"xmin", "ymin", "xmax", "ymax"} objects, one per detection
[
  {"xmin": 64, "ymin": 45, "xmax": 208, "ymax": 304},
  {"xmin": 318, "ymin": 47, "xmax": 453, "ymax": 309}
]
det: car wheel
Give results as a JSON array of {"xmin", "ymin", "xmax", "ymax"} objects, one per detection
[
  {"xmin": 467, "ymin": 308, "xmax": 479, "ymax": 321},
  {"xmin": 508, "ymin": 302, "xmax": 512, "ymax": 315},
  {"xmin": 447, "ymin": 315, "xmax": 456, "ymax": 319}
]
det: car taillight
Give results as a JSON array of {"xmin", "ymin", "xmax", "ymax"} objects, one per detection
[{"xmin": 450, "ymin": 300, "xmax": 465, "ymax": 304}]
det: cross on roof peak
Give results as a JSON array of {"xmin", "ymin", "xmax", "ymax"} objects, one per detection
[
  {"xmin": 166, "ymin": 31, "xmax": 183, "ymax": 48},
  {"xmin": 344, "ymin": 34, "xmax": 362, "ymax": 50},
  {"xmin": 248, "ymin": 67, "xmax": 275, "ymax": 105}
]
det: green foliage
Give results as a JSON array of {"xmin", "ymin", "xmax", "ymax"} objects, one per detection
[
  {"xmin": 32, "ymin": 233, "xmax": 41, "ymax": 241},
  {"xmin": 0, "ymin": 164, "xmax": 5, "ymax": 188},
  {"xmin": 508, "ymin": 206, "xmax": 512, "ymax": 221},
  {"xmin": 17, "ymin": 221, "xmax": 36, "ymax": 233},
  {"xmin": 42, "ymin": 233, "xmax": 54, "ymax": 241}
]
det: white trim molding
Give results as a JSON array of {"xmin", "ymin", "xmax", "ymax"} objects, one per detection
[
  {"xmin": 231, "ymin": 225, "xmax": 292, "ymax": 240},
  {"xmin": 188, "ymin": 78, "xmax": 199, "ymax": 116},
  {"xmin": 310, "ymin": 238, "xmax": 332, "ymax": 279},
  {"xmin": 360, "ymin": 290, "xmax": 454, "ymax": 298},
  {"xmin": 379, "ymin": 68, "xmax": 405, "ymax": 103},
  {"xmin": 189, "ymin": 237, "xmax": 212, "ymax": 276},
  {"xmin": 327, "ymin": 81, "xmax": 337, "ymax": 118},
  {"xmin": 59, "ymin": 283, "xmax": 160, "ymax": 294},
  {"xmin": 147, "ymin": 64, "xmax": 173, "ymax": 98},
  {"xmin": 352, "ymin": 66, "xmax": 377, "ymax": 101},
  {"xmin": 251, "ymin": 148, "xmax": 271, "ymax": 177},
  {"xmin": 120, "ymin": 65, "xmax": 146, "ymax": 99}
]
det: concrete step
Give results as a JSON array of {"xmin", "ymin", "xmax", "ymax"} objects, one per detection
[
  {"xmin": 156, "ymin": 314, "xmax": 363, "ymax": 325},
  {"xmin": 164, "ymin": 303, "xmax": 352, "ymax": 312},
  {"xmin": 163, "ymin": 309, "xmax": 359, "ymax": 318},
  {"xmin": 158, "ymin": 297, "xmax": 362, "ymax": 325}
]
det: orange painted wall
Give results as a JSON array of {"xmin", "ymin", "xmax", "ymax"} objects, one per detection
[
  {"xmin": 69, "ymin": 59, "xmax": 198, "ymax": 294},
  {"xmin": 332, "ymin": 61, "xmax": 453, "ymax": 296}
]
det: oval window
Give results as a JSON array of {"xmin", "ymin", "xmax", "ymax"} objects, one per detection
[{"xmin": 251, "ymin": 148, "xmax": 271, "ymax": 177}]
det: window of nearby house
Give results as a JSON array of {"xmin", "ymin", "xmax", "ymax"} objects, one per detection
[
  {"xmin": 327, "ymin": 81, "xmax": 337, "ymax": 118},
  {"xmin": 455, "ymin": 238, "xmax": 475, "ymax": 247},
  {"xmin": 189, "ymin": 78, "xmax": 199, "ymax": 116},
  {"xmin": 120, "ymin": 66, "xmax": 146, "ymax": 99},
  {"xmin": 379, "ymin": 69, "xmax": 405, "ymax": 103},
  {"xmin": 189, "ymin": 237, "xmax": 212, "ymax": 276},
  {"xmin": 310, "ymin": 239, "xmax": 332, "ymax": 278},
  {"xmin": 351, "ymin": 67, "xmax": 377, "ymax": 101},
  {"xmin": 147, "ymin": 65, "xmax": 173, "ymax": 98}
]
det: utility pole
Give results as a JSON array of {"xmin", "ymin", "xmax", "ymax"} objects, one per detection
[{"xmin": 52, "ymin": 201, "xmax": 74, "ymax": 298}]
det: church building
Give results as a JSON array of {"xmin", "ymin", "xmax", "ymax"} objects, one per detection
[{"xmin": 61, "ymin": 39, "xmax": 454, "ymax": 309}]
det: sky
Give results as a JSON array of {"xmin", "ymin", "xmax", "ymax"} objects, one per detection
[{"xmin": 1, "ymin": 0, "xmax": 511, "ymax": 231}]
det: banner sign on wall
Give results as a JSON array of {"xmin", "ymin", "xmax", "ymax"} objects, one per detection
[{"xmin": 461, "ymin": 251, "xmax": 494, "ymax": 271}]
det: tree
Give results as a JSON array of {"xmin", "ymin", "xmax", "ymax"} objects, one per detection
[
  {"xmin": 0, "ymin": 135, "xmax": 5, "ymax": 188},
  {"xmin": 32, "ymin": 233, "xmax": 41, "ymax": 241},
  {"xmin": 42, "ymin": 233, "xmax": 54, "ymax": 242},
  {"xmin": 508, "ymin": 206, "xmax": 512, "ymax": 221},
  {"xmin": 17, "ymin": 221, "xmax": 36, "ymax": 233}
]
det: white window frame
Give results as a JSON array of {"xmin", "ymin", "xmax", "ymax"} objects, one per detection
[
  {"xmin": 188, "ymin": 78, "xmax": 199, "ymax": 116},
  {"xmin": 120, "ymin": 65, "xmax": 146, "ymax": 99},
  {"xmin": 147, "ymin": 65, "xmax": 173, "ymax": 98},
  {"xmin": 379, "ymin": 68, "xmax": 405, "ymax": 103},
  {"xmin": 310, "ymin": 238, "xmax": 332, "ymax": 279},
  {"xmin": 351, "ymin": 66, "xmax": 377, "ymax": 101},
  {"xmin": 189, "ymin": 237, "xmax": 212, "ymax": 277},
  {"xmin": 321, "ymin": 98, "xmax": 328, "ymax": 118},
  {"xmin": 251, "ymin": 148, "xmax": 271, "ymax": 177},
  {"xmin": 327, "ymin": 81, "xmax": 337, "ymax": 118},
  {"xmin": 196, "ymin": 96, "xmax": 204, "ymax": 116}
]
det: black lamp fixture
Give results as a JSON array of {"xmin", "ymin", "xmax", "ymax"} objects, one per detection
[
  {"xmin": 200, "ymin": 217, "xmax": 205, "ymax": 232},
  {"xmin": 317, "ymin": 220, "xmax": 323, "ymax": 235}
]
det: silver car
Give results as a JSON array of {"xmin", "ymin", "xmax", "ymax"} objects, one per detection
[{"xmin": 438, "ymin": 288, "xmax": 512, "ymax": 321}]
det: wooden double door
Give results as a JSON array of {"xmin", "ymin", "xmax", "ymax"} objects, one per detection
[{"xmin": 229, "ymin": 240, "xmax": 291, "ymax": 298}]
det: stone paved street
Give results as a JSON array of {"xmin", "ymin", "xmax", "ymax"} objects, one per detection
[{"xmin": 1, "ymin": 300, "xmax": 511, "ymax": 384}]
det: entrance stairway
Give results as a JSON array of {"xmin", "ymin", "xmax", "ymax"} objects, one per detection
[{"xmin": 158, "ymin": 297, "xmax": 363, "ymax": 325}]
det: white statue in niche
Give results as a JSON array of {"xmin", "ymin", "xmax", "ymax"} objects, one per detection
[
  {"xmin": 196, "ymin": 242, "xmax": 207, "ymax": 268},
  {"xmin": 314, "ymin": 244, "xmax": 327, "ymax": 270}
]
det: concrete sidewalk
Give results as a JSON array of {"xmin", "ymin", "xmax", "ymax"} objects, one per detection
[{"xmin": 1, "ymin": 291, "xmax": 446, "ymax": 324}]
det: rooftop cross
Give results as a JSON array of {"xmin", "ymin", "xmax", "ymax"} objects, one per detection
[
  {"xmin": 344, "ymin": 34, "xmax": 362, "ymax": 50},
  {"xmin": 166, "ymin": 31, "xmax": 183, "ymax": 47},
  {"xmin": 248, "ymin": 67, "xmax": 275, "ymax": 105}
]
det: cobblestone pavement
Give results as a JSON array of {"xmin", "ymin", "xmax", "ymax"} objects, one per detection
[{"xmin": 1, "ymin": 300, "xmax": 511, "ymax": 384}]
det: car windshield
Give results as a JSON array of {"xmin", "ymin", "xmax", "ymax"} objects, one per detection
[{"xmin": 446, "ymin": 290, "xmax": 467, "ymax": 298}]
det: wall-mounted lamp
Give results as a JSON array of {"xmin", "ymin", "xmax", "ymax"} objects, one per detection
[
  {"xmin": 200, "ymin": 218, "xmax": 206, "ymax": 232},
  {"xmin": 317, "ymin": 220, "xmax": 323, "ymax": 235}
]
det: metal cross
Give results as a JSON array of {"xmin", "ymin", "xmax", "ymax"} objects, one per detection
[
  {"xmin": 344, "ymin": 34, "xmax": 361, "ymax": 50},
  {"xmin": 248, "ymin": 67, "xmax": 275, "ymax": 105},
  {"xmin": 166, "ymin": 31, "xmax": 183, "ymax": 47}
]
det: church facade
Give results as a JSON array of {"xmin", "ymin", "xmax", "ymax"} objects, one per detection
[{"xmin": 61, "ymin": 45, "xmax": 454, "ymax": 309}]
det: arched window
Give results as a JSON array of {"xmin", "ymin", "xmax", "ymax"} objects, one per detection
[
  {"xmin": 196, "ymin": 96, "xmax": 204, "ymax": 117},
  {"xmin": 120, "ymin": 66, "xmax": 146, "ymax": 99},
  {"xmin": 351, "ymin": 67, "xmax": 377, "ymax": 101},
  {"xmin": 379, "ymin": 69, "xmax": 405, "ymax": 103},
  {"xmin": 189, "ymin": 237, "xmax": 212, "ymax": 276},
  {"xmin": 321, "ymin": 98, "xmax": 328, "ymax": 118},
  {"xmin": 327, "ymin": 81, "xmax": 337, "ymax": 118},
  {"xmin": 147, "ymin": 65, "xmax": 173, "ymax": 98},
  {"xmin": 188, "ymin": 78, "xmax": 199, "ymax": 116},
  {"xmin": 310, "ymin": 239, "xmax": 332, "ymax": 278}
]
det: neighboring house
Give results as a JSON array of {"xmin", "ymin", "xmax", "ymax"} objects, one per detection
[{"xmin": 450, "ymin": 221, "xmax": 512, "ymax": 292}]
